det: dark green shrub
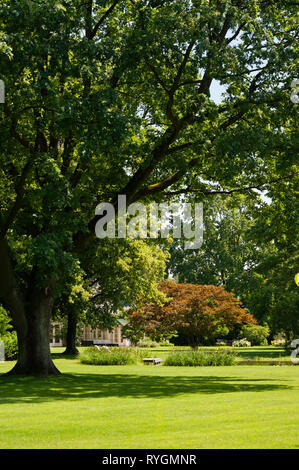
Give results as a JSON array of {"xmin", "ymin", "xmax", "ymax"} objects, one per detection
[
  {"xmin": 240, "ymin": 324, "xmax": 270, "ymax": 346},
  {"xmin": 0, "ymin": 306, "xmax": 11, "ymax": 336},
  {"xmin": 136, "ymin": 338, "xmax": 160, "ymax": 348},
  {"xmin": 163, "ymin": 349, "xmax": 236, "ymax": 366},
  {"xmin": 158, "ymin": 340, "xmax": 174, "ymax": 347},
  {"xmin": 1, "ymin": 332, "xmax": 18, "ymax": 360}
]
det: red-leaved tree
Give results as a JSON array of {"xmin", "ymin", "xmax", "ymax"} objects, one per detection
[{"xmin": 126, "ymin": 281, "xmax": 257, "ymax": 347}]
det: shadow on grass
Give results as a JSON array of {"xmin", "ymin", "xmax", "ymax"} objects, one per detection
[{"xmin": 0, "ymin": 371, "xmax": 292, "ymax": 404}]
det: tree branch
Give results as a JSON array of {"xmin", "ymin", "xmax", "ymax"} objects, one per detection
[
  {"xmin": 0, "ymin": 162, "xmax": 33, "ymax": 236},
  {"xmin": 162, "ymin": 176, "xmax": 294, "ymax": 197},
  {"xmin": 89, "ymin": 1, "xmax": 119, "ymax": 39}
]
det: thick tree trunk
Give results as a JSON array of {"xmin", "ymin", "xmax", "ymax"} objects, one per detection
[
  {"xmin": 6, "ymin": 289, "xmax": 61, "ymax": 376},
  {"xmin": 0, "ymin": 237, "xmax": 60, "ymax": 376},
  {"xmin": 63, "ymin": 310, "xmax": 79, "ymax": 355}
]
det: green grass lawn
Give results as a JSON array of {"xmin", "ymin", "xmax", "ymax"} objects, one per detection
[{"xmin": 0, "ymin": 357, "xmax": 298, "ymax": 448}]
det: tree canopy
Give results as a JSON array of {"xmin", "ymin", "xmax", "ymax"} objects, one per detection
[
  {"xmin": 168, "ymin": 186, "xmax": 299, "ymax": 340},
  {"xmin": 126, "ymin": 280, "xmax": 257, "ymax": 347}
]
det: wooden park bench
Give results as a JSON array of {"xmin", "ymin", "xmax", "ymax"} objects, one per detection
[{"xmin": 142, "ymin": 357, "xmax": 162, "ymax": 366}]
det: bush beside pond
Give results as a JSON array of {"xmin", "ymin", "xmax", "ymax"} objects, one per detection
[{"xmin": 163, "ymin": 349, "xmax": 237, "ymax": 367}]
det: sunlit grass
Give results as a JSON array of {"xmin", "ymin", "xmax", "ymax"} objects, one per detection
[{"xmin": 0, "ymin": 360, "xmax": 298, "ymax": 449}]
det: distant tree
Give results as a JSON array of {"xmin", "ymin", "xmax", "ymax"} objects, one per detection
[
  {"xmin": 240, "ymin": 324, "xmax": 270, "ymax": 346},
  {"xmin": 168, "ymin": 195, "xmax": 267, "ymax": 319},
  {"xmin": 126, "ymin": 280, "xmax": 256, "ymax": 347},
  {"xmin": 55, "ymin": 238, "xmax": 168, "ymax": 355},
  {"xmin": 0, "ymin": 306, "xmax": 18, "ymax": 360},
  {"xmin": 0, "ymin": 306, "xmax": 11, "ymax": 337},
  {"xmin": 248, "ymin": 178, "xmax": 299, "ymax": 342},
  {"xmin": 168, "ymin": 176, "xmax": 298, "ymax": 335}
]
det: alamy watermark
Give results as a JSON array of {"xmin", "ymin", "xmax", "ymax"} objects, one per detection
[{"xmin": 95, "ymin": 195, "xmax": 203, "ymax": 250}]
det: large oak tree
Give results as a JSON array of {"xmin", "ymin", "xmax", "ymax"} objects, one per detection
[{"xmin": 0, "ymin": 0, "xmax": 297, "ymax": 375}]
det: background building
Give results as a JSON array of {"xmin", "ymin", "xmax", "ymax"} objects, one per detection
[{"xmin": 50, "ymin": 320, "xmax": 131, "ymax": 347}]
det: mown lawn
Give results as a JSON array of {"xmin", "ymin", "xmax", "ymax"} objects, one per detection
[{"xmin": 0, "ymin": 358, "xmax": 298, "ymax": 449}]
